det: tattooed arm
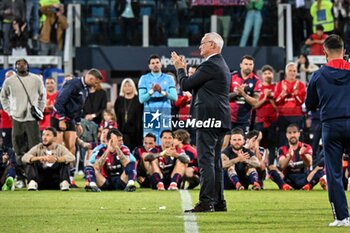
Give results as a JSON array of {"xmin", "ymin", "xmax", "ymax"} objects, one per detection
[
  {"xmin": 95, "ymin": 149, "xmax": 109, "ymax": 170},
  {"xmin": 116, "ymin": 146, "xmax": 130, "ymax": 167}
]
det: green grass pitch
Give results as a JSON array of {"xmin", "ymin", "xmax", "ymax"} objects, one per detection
[{"xmin": 1, "ymin": 178, "xmax": 349, "ymax": 233}]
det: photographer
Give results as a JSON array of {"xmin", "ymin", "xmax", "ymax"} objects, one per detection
[{"xmin": 39, "ymin": 3, "xmax": 68, "ymax": 55}]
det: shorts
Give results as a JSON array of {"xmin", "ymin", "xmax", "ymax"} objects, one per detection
[
  {"xmin": 50, "ymin": 116, "xmax": 76, "ymax": 132},
  {"xmin": 100, "ymin": 176, "xmax": 126, "ymax": 190},
  {"xmin": 284, "ymin": 173, "xmax": 308, "ymax": 190}
]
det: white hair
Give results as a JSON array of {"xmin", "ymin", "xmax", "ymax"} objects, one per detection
[
  {"xmin": 285, "ymin": 62, "xmax": 297, "ymax": 73},
  {"xmin": 119, "ymin": 78, "xmax": 138, "ymax": 96},
  {"xmin": 205, "ymin": 32, "xmax": 224, "ymax": 50}
]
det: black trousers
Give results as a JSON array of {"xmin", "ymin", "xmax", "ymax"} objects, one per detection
[
  {"xmin": 25, "ymin": 162, "xmax": 70, "ymax": 190},
  {"xmin": 196, "ymin": 129, "xmax": 226, "ymax": 205}
]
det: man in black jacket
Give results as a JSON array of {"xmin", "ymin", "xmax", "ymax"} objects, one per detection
[{"xmin": 171, "ymin": 32, "xmax": 231, "ymax": 212}]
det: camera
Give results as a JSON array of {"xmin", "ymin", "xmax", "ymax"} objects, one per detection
[
  {"xmin": 344, "ymin": 54, "xmax": 349, "ymax": 62},
  {"xmin": 49, "ymin": 7, "xmax": 59, "ymax": 13}
]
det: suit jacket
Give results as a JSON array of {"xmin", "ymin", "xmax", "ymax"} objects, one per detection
[{"xmin": 177, "ymin": 54, "xmax": 231, "ymax": 130}]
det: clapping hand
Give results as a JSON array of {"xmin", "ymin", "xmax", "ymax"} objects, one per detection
[
  {"xmin": 288, "ymin": 148, "xmax": 294, "ymax": 158},
  {"xmin": 299, "ymin": 143, "xmax": 307, "ymax": 156},
  {"xmin": 171, "ymin": 51, "xmax": 186, "ymax": 70},
  {"xmin": 236, "ymin": 84, "xmax": 247, "ymax": 96},
  {"xmin": 264, "ymin": 89, "xmax": 272, "ymax": 98},
  {"xmin": 152, "ymin": 83, "xmax": 162, "ymax": 93},
  {"xmin": 281, "ymin": 81, "xmax": 288, "ymax": 97},
  {"xmin": 183, "ymin": 91, "xmax": 192, "ymax": 98}
]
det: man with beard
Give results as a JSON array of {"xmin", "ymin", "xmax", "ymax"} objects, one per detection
[
  {"xmin": 221, "ymin": 127, "xmax": 261, "ymax": 190},
  {"xmin": 223, "ymin": 55, "xmax": 261, "ymax": 149},
  {"xmin": 0, "ymin": 58, "xmax": 46, "ymax": 188},
  {"xmin": 273, "ymin": 124, "xmax": 314, "ymax": 190},
  {"xmin": 138, "ymin": 54, "xmax": 178, "ymax": 144},
  {"xmin": 21, "ymin": 127, "xmax": 75, "ymax": 191}
]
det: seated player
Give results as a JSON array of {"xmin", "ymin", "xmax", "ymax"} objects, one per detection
[
  {"xmin": 306, "ymin": 149, "xmax": 327, "ymax": 191},
  {"xmin": 245, "ymin": 130, "xmax": 267, "ymax": 188},
  {"xmin": 265, "ymin": 130, "xmax": 294, "ymax": 191},
  {"xmin": 222, "ymin": 128, "xmax": 261, "ymax": 190},
  {"xmin": 133, "ymin": 133, "xmax": 162, "ymax": 188},
  {"xmin": 145, "ymin": 130, "xmax": 189, "ymax": 191},
  {"xmin": 173, "ymin": 129, "xmax": 199, "ymax": 189},
  {"xmin": 84, "ymin": 128, "xmax": 137, "ymax": 192},
  {"xmin": 0, "ymin": 145, "xmax": 16, "ymax": 191},
  {"xmin": 270, "ymin": 124, "xmax": 318, "ymax": 190},
  {"xmin": 83, "ymin": 127, "xmax": 110, "ymax": 191},
  {"xmin": 21, "ymin": 127, "xmax": 75, "ymax": 191}
]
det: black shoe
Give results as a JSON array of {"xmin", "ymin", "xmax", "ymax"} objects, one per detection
[
  {"xmin": 184, "ymin": 202, "xmax": 214, "ymax": 213},
  {"xmin": 214, "ymin": 200, "xmax": 227, "ymax": 212}
]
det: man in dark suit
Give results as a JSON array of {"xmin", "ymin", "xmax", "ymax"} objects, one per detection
[{"xmin": 171, "ymin": 32, "xmax": 231, "ymax": 212}]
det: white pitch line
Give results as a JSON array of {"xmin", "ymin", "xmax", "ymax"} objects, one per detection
[{"xmin": 180, "ymin": 190, "xmax": 199, "ymax": 233}]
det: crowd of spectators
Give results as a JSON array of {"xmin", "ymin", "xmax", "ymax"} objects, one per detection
[
  {"xmin": 0, "ymin": 0, "xmax": 68, "ymax": 55},
  {"xmin": 2, "ymin": 1, "xmax": 350, "ymax": 55}
]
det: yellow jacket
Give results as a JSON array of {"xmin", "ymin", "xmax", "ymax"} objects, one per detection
[{"xmin": 310, "ymin": 0, "xmax": 334, "ymax": 33}]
